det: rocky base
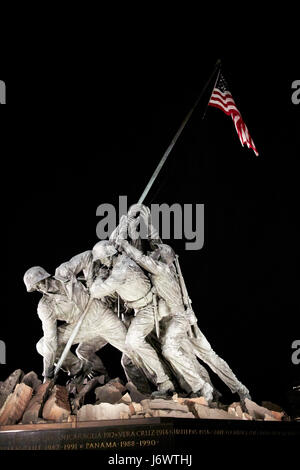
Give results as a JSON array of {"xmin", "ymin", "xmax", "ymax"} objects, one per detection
[{"xmin": 0, "ymin": 369, "xmax": 295, "ymax": 426}]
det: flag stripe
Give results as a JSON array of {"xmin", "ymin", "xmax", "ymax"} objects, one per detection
[
  {"xmin": 210, "ymin": 97, "xmax": 236, "ymax": 110},
  {"xmin": 208, "ymin": 71, "xmax": 259, "ymax": 156},
  {"xmin": 211, "ymin": 90, "xmax": 235, "ymax": 102},
  {"xmin": 209, "ymin": 100, "xmax": 237, "ymax": 115}
]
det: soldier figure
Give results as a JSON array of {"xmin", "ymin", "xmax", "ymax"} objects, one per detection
[
  {"xmin": 90, "ymin": 240, "xmax": 175, "ymax": 395},
  {"xmin": 116, "ymin": 205, "xmax": 251, "ymax": 403},
  {"xmin": 23, "ymin": 198, "xmax": 250, "ymax": 404},
  {"xmin": 117, "ymin": 236, "xmax": 214, "ymax": 400},
  {"xmin": 23, "ymin": 265, "xmax": 146, "ymax": 387}
]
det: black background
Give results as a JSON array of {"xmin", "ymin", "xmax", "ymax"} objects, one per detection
[{"xmin": 1, "ymin": 37, "xmax": 299, "ymax": 416}]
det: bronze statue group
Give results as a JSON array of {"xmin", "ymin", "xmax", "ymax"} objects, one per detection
[{"xmin": 24, "ymin": 204, "xmax": 250, "ymax": 404}]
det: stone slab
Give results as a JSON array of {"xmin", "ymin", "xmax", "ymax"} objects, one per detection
[{"xmin": 0, "ymin": 417, "xmax": 299, "ymax": 451}]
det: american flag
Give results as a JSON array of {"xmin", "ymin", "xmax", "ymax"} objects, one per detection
[{"xmin": 208, "ymin": 72, "xmax": 259, "ymax": 156}]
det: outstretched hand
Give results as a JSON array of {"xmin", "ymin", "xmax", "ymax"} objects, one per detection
[
  {"xmin": 115, "ymin": 236, "xmax": 127, "ymax": 251},
  {"xmin": 128, "ymin": 203, "xmax": 150, "ymax": 221},
  {"xmin": 127, "ymin": 203, "xmax": 144, "ymax": 220},
  {"xmin": 139, "ymin": 205, "xmax": 151, "ymax": 220}
]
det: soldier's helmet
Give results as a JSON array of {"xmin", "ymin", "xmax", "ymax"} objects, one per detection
[
  {"xmin": 154, "ymin": 243, "xmax": 175, "ymax": 265},
  {"xmin": 24, "ymin": 266, "xmax": 51, "ymax": 292},
  {"xmin": 92, "ymin": 240, "xmax": 118, "ymax": 261}
]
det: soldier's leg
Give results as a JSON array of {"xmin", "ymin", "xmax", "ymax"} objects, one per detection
[
  {"xmin": 190, "ymin": 326, "xmax": 250, "ymax": 398},
  {"xmin": 75, "ymin": 337, "xmax": 108, "ymax": 376},
  {"xmin": 180, "ymin": 336, "xmax": 214, "ymax": 386},
  {"xmin": 161, "ymin": 316, "xmax": 213, "ymax": 399},
  {"xmin": 121, "ymin": 353, "xmax": 152, "ymax": 394},
  {"xmin": 85, "ymin": 308, "xmax": 152, "ymax": 391},
  {"xmin": 90, "ymin": 307, "xmax": 129, "ymax": 354},
  {"xmin": 57, "ymin": 325, "xmax": 83, "ymax": 375},
  {"xmin": 36, "ymin": 332, "xmax": 82, "ymax": 376},
  {"xmin": 125, "ymin": 306, "xmax": 171, "ymax": 388}
]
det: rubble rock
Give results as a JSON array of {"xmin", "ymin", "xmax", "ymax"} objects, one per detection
[
  {"xmin": 67, "ymin": 375, "xmax": 106, "ymax": 398},
  {"xmin": 149, "ymin": 409, "xmax": 195, "ymax": 418},
  {"xmin": 264, "ymin": 413, "xmax": 277, "ymax": 421},
  {"xmin": 228, "ymin": 402, "xmax": 244, "ymax": 418},
  {"xmin": 183, "ymin": 397, "xmax": 208, "ymax": 407},
  {"xmin": 0, "ymin": 369, "xmax": 24, "ymax": 409},
  {"xmin": 42, "ymin": 385, "xmax": 71, "ymax": 422},
  {"xmin": 192, "ymin": 403, "xmax": 241, "ymax": 420},
  {"xmin": 141, "ymin": 398, "xmax": 190, "ymax": 413},
  {"xmin": 95, "ymin": 383, "xmax": 123, "ymax": 404},
  {"xmin": 244, "ymin": 398, "xmax": 274, "ymax": 420},
  {"xmin": 71, "ymin": 376, "xmax": 106, "ymax": 410},
  {"xmin": 261, "ymin": 401, "xmax": 285, "ymax": 412},
  {"xmin": 22, "ymin": 382, "xmax": 50, "ymax": 424},
  {"xmin": 228, "ymin": 407, "xmax": 239, "ymax": 418},
  {"xmin": 126, "ymin": 381, "xmax": 150, "ymax": 403},
  {"xmin": 139, "ymin": 398, "xmax": 195, "ymax": 418},
  {"xmin": 270, "ymin": 410, "xmax": 285, "ymax": 421},
  {"xmin": 228, "ymin": 401, "xmax": 242, "ymax": 410},
  {"xmin": 119, "ymin": 411, "xmax": 131, "ymax": 419},
  {"xmin": 119, "ymin": 392, "xmax": 132, "ymax": 404},
  {"xmin": 67, "ymin": 415, "xmax": 77, "ymax": 425},
  {"xmin": 261, "ymin": 401, "xmax": 287, "ymax": 421},
  {"xmin": 108, "ymin": 378, "xmax": 127, "ymax": 394},
  {"xmin": 131, "ymin": 402, "xmax": 143, "ymax": 414},
  {"xmin": 22, "ymin": 371, "xmax": 42, "ymax": 394},
  {"xmin": 173, "ymin": 393, "xmax": 209, "ymax": 406},
  {"xmin": 0, "ymin": 383, "xmax": 33, "ymax": 425},
  {"xmin": 77, "ymin": 403, "xmax": 130, "ymax": 421}
]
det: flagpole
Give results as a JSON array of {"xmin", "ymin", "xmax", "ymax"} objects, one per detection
[
  {"xmin": 201, "ymin": 62, "xmax": 221, "ymax": 121},
  {"xmin": 138, "ymin": 59, "xmax": 222, "ymax": 205}
]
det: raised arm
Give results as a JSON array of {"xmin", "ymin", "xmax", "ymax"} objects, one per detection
[
  {"xmin": 90, "ymin": 272, "xmax": 119, "ymax": 299},
  {"xmin": 55, "ymin": 250, "xmax": 94, "ymax": 284},
  {"xmin": 128, "ymin": 205, "xmax": 161, "ymax": 248},
  {"xmin": 119, "ymin": 239, "xmax": 161, "ymax": 275}
]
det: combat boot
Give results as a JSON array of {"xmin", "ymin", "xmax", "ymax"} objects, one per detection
[{"xmin": 151, "ymin": 379, "xmax": 175, "ymax": 398}]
